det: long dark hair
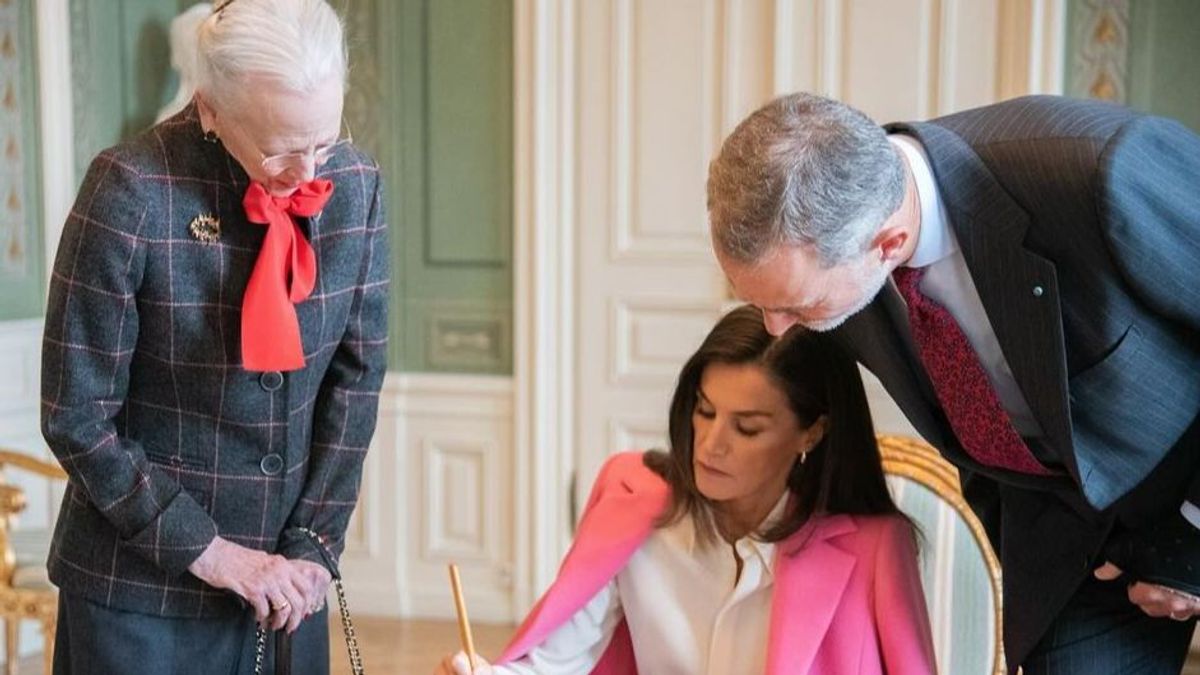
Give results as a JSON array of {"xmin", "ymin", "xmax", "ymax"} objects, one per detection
[{"xmin": 645, "ymin": 305, "xmax": 905, "ymax": 544}]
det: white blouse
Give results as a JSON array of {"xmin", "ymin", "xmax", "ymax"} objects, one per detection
[{"xmin": 496, "ymin": 495, "xmax": 789, "ymax": 675}]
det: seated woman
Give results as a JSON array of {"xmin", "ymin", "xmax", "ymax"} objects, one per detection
[{"xmin": 437, "ymin": 306, "xmax": 936, "ymax": 674}]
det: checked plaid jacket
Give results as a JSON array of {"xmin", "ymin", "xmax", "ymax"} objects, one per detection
[{"xmin": 41, "ymin": 104, "xmax": 389, "ymax": 618}]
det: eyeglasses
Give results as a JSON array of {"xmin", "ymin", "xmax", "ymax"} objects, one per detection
[{"xmin": 224, "ymin": 115, "xmax": 354, "ymax": 177}]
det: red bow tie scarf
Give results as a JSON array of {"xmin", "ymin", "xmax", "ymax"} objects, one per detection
[{"xmin": 240, "ymin": 180, "xmax": 334, "ymax": 371}]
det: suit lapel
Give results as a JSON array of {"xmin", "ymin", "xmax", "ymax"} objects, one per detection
[
  {"xmin": 835, "ymin": 288, "xmax": 951, "ymax": 452},
  {"xmin": 766, "ymin": 516, "xmax": 858, "ymax": 675},
  {"xmin": 883, "ymin": 121, "xmax": 1078, "ymax": 482}
]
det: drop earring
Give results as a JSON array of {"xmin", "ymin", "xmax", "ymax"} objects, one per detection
[{"xmin": 203, "ymin": 129, "xmax": 219, "ymax": 144}]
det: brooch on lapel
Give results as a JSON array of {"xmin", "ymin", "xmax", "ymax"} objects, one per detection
[{"xmin": 189, "ymin": 213, "xmax": 221, "ymax": 244}]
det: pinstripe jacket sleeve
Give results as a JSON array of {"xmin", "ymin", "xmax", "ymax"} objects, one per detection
[
  {"xmin": 1098, "ymin": 113, "xmax": 1200, "ymax": 336},
  {"xmin": 42, "ymin": 150, "xmax": 219, "ymax": 576},
  {"xmin": 1096, "ymin": 114, "xmax": 1200, "ymax": 503},
  {"xmin": 276, "ymin": 170, "xmax": 390, "ymax": 568}
]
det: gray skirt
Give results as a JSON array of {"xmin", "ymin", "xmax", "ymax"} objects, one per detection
[{"xmin": 53, "ymin": 591, "xmax": 331, "ymax": 675}]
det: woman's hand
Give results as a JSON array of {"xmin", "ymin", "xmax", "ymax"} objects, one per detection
[
  {"xmin": 188, "ymin": 536, "xmax": 317, "ymax": 632},
  {"xmin": 434, "ymin": 651, "xmax": 494, "ymax": 675},
  {"xmin": 289, "ymin": 558, "xmax": 333, "ymax": 620}
]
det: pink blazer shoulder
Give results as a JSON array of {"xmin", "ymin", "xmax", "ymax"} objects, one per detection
[{"xmin": 499, "ymin": 452, "xmax": 937, "ymax": 675}]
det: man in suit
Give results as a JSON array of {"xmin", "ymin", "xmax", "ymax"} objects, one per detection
[
  {"xmin": 707, "ymin": 92, "xmax": 1200, "ymax": 673},
  {"xmin": 40, "ymin": 1, "xmax": 387, "ymax": 672}
]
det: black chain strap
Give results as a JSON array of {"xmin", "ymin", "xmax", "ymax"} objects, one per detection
[{"xmin": 253, "ymin": 529, "xmax": 365, "ymax": 674}]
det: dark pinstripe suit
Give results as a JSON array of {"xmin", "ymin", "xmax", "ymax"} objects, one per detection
[
  {"xmin": 833, "ymin": 96, "xmax": 1200, "ymax": 668},
  {"xmin": 41, "ymin": 104, "xmax": 389, "ymax": 627}
]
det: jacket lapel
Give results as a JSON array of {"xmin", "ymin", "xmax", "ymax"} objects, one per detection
[
  {"xmin": 835, "ymin": 288, "xmax": 951, "ymax": 452},
  {"xmin": 882, "ymin": 121, "xmax": 1078, "ymax": 483},
  {"xmin": 499, "ymin": 459, "xmax": 669, "ymax": 663},
  {"xmin": 766, "ymin": 515, "xmax": 858, "ymax": 675}
]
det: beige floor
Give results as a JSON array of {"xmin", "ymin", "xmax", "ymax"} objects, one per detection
[
  {"xmin": 12, "ymin": 618, "xmax": 513, "ymax": 675},
  {"xmin": 14, "ymin": 619, "xmax": 1200, "ymax": 674},
  {"xmin": 330, "ymin": 618, "xmax": 514, "ymax": 675}
]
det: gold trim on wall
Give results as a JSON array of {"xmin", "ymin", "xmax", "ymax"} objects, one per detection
[{"xmin": 1071, "ymin": 0, "xmax": 1129, "ymax": 103}]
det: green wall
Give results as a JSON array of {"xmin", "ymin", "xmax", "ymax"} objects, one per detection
[
  {"xmin": 1126, "ymin": 0, "xmax": 1200, "ymax": 132},
  {"xmin": 69, "ymin": 0, "xmax": 514, "ymax": 374},
  {"xmin": 70, "ymin": 0, "xmax": 196, "ymax": 181},
  {"xmin": 0, "ymin": 0, "xmax": 44, "ymax": 321},
  {"xmin": 351, "ymin": 0, "xmax": 514, "ymax": 374},
  {"xmin": 1066, "ymin": 0, "xmax": 1200, "ymax": 132}
]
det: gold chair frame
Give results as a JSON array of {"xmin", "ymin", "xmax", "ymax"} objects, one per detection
[
  {"xmin": 878, "ymin": 434, "xmax": 1006, "ymax": 675},
  {"xmin": 0, "ymin": 450, "xmax": 68, "ymax": 675}
]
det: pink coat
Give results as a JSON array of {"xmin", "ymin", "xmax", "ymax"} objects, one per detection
[{"xmin": 499, "ymin": 452, "xmax": 937, "ymax": 674}]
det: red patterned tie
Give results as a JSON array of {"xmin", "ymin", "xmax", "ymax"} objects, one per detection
[
  {"xmin": 893, "ymin": 266, "xmax": 1053, "ymax": 475},
  {"xmin": 241, "ymin": 180, "xmax": 334, "ymax": 372}
]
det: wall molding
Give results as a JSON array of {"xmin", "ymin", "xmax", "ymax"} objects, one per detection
[
  {"xmin": 997, "ymin": 0, "xmax": 1067, "ymax": 98},
  {"xmin": 36, "ymin": 0, "xmax": 73, "ymax": 277},
  {"xmin": 512, "ymin": 0, "xmax": 578, "ymax": 616},
  {"xmin": 0, "ymin": 319, "xmax": 41, "ymax": 417},
  {"xmin": 0, "ymin": 319, "xmax": 50, "ymax": 660},
  {"xmin": 341, "ymin": 373, "xmax": 516, "ymax": 621}
]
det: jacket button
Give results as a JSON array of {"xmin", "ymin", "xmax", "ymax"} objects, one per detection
[
  {"xmin": 259, "ymin": 371, "xmax": 284, "ymax": 392},
  {"xmin": 1032, "ymin": 285, "xmax": 1045, "ymax": 297},
  {"xmin": 260, "ymin": 453, "xmax": 284, "ymax": 476}
]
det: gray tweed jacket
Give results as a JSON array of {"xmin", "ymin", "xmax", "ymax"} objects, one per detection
[{"xmin": 41, "ymin": 104, "xmax": 390, "ymax": 618}]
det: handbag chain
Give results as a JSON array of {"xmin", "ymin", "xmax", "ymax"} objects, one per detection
[{"xmin": 253, "ymin": 528, "xmax": 365, "ymax": 674}]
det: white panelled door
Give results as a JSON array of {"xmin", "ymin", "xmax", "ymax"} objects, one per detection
[
  {"xmin": 555, "ymin": 0, "xmax": 1062, "ymax": 550},
  {"xmin": 572, "ymin": 0, "xmax": 775, "ymax": 517}
]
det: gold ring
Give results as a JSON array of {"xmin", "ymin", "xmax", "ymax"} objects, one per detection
[
  {"xmin": 272, "ymin": 600, "xmax": 290, "ymax": 611},
  {"xmin": 1170, "ymin": 610, "xmax": 1189, "ymax": 621}
]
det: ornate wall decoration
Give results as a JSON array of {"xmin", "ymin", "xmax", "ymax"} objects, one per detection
[
  {"xmin": 1070, "ymin": 0, "xmax": 1129, "ymax": 103},
  {"xmin": 342, "ymin": 0, "xmax": 382, "ymax": 162},
  {"xmin": 0, "ymin": 0, "xmax": 32, "ymax": 280}
]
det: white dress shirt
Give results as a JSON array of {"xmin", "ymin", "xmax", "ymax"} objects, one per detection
[
  {"xmin": 888, "ymin": 134, "xmax": 1043, "ymax": 438},
  {"xmin": 495, "ymin": 495, "xmax": 789, "ymax": 675}
]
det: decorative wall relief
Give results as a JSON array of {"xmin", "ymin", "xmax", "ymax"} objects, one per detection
[
  {"xmin": 1069, "ymin": 0, "xmax": 1129, "ymax": 103},
  {"xmin": 0, "ymin": 0, "xmax": 29, "ymax": 277},
  {"xmin": 0, "ymin": 0, "xmax": 43, "ymax": 320}
]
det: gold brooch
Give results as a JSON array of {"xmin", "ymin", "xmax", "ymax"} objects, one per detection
[{"xmin": 189, "ymin": 213, "xmax": 221, "ymax": 244}]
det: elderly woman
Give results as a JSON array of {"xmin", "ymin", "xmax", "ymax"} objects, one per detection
[
  {"xmin": 41, "ymin": 1, "xmax": 387, "ymax": 672},
  {"xmin": 437, "ymin": 307, "xmax": 935, "ymax": 675}
]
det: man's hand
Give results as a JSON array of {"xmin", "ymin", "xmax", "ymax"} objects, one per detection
[
  {"xmin": 188, "ymin": 536, "xmax": 326, "ymax": 633},
  {"xmin": 1095, "ymin": 561, "xmax": 1200, "ymax": 621}
]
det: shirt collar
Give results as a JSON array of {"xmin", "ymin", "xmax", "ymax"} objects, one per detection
[
  {"xmin": 889, "ymin": 134, "xmax": 957, "ymax": 268},
  {"xmin": 682, "ymin": 490, "xmax": 790, "ymax": 575},
  {"xmin": 741, "ymin": 491, "xmax": 790, "ymax": 575}
]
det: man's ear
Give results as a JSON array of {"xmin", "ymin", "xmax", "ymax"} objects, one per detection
[{"xmin": 872, "ymin": 223, "xmax": 910, "ymax": 265}]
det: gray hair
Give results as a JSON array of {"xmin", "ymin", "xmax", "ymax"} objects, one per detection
[
  {"xmin": 707, "ymin": 93, "xmax": 905, "ymax": 266},
  {"xmin": 196, "ymin": 0, "xmax": 347, "ymax": 110}
]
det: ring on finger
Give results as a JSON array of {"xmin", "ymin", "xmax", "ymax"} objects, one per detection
[{"xmin": 1170, "ymin": 610, "xmax": 1190, "ymax": 621}]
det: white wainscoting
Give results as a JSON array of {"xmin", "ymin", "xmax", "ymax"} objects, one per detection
[
  {"xmin": 340, "ymin": 373, "xmax": 516, "ymax": 623},
  {"xmin": 0, "ymin": 319, "xmax": 58, "ymax": 662}
]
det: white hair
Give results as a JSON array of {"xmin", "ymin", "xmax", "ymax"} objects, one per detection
[{"xmin": 196, "ymin": 0, "xmax": 347, "ymax": 109}]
